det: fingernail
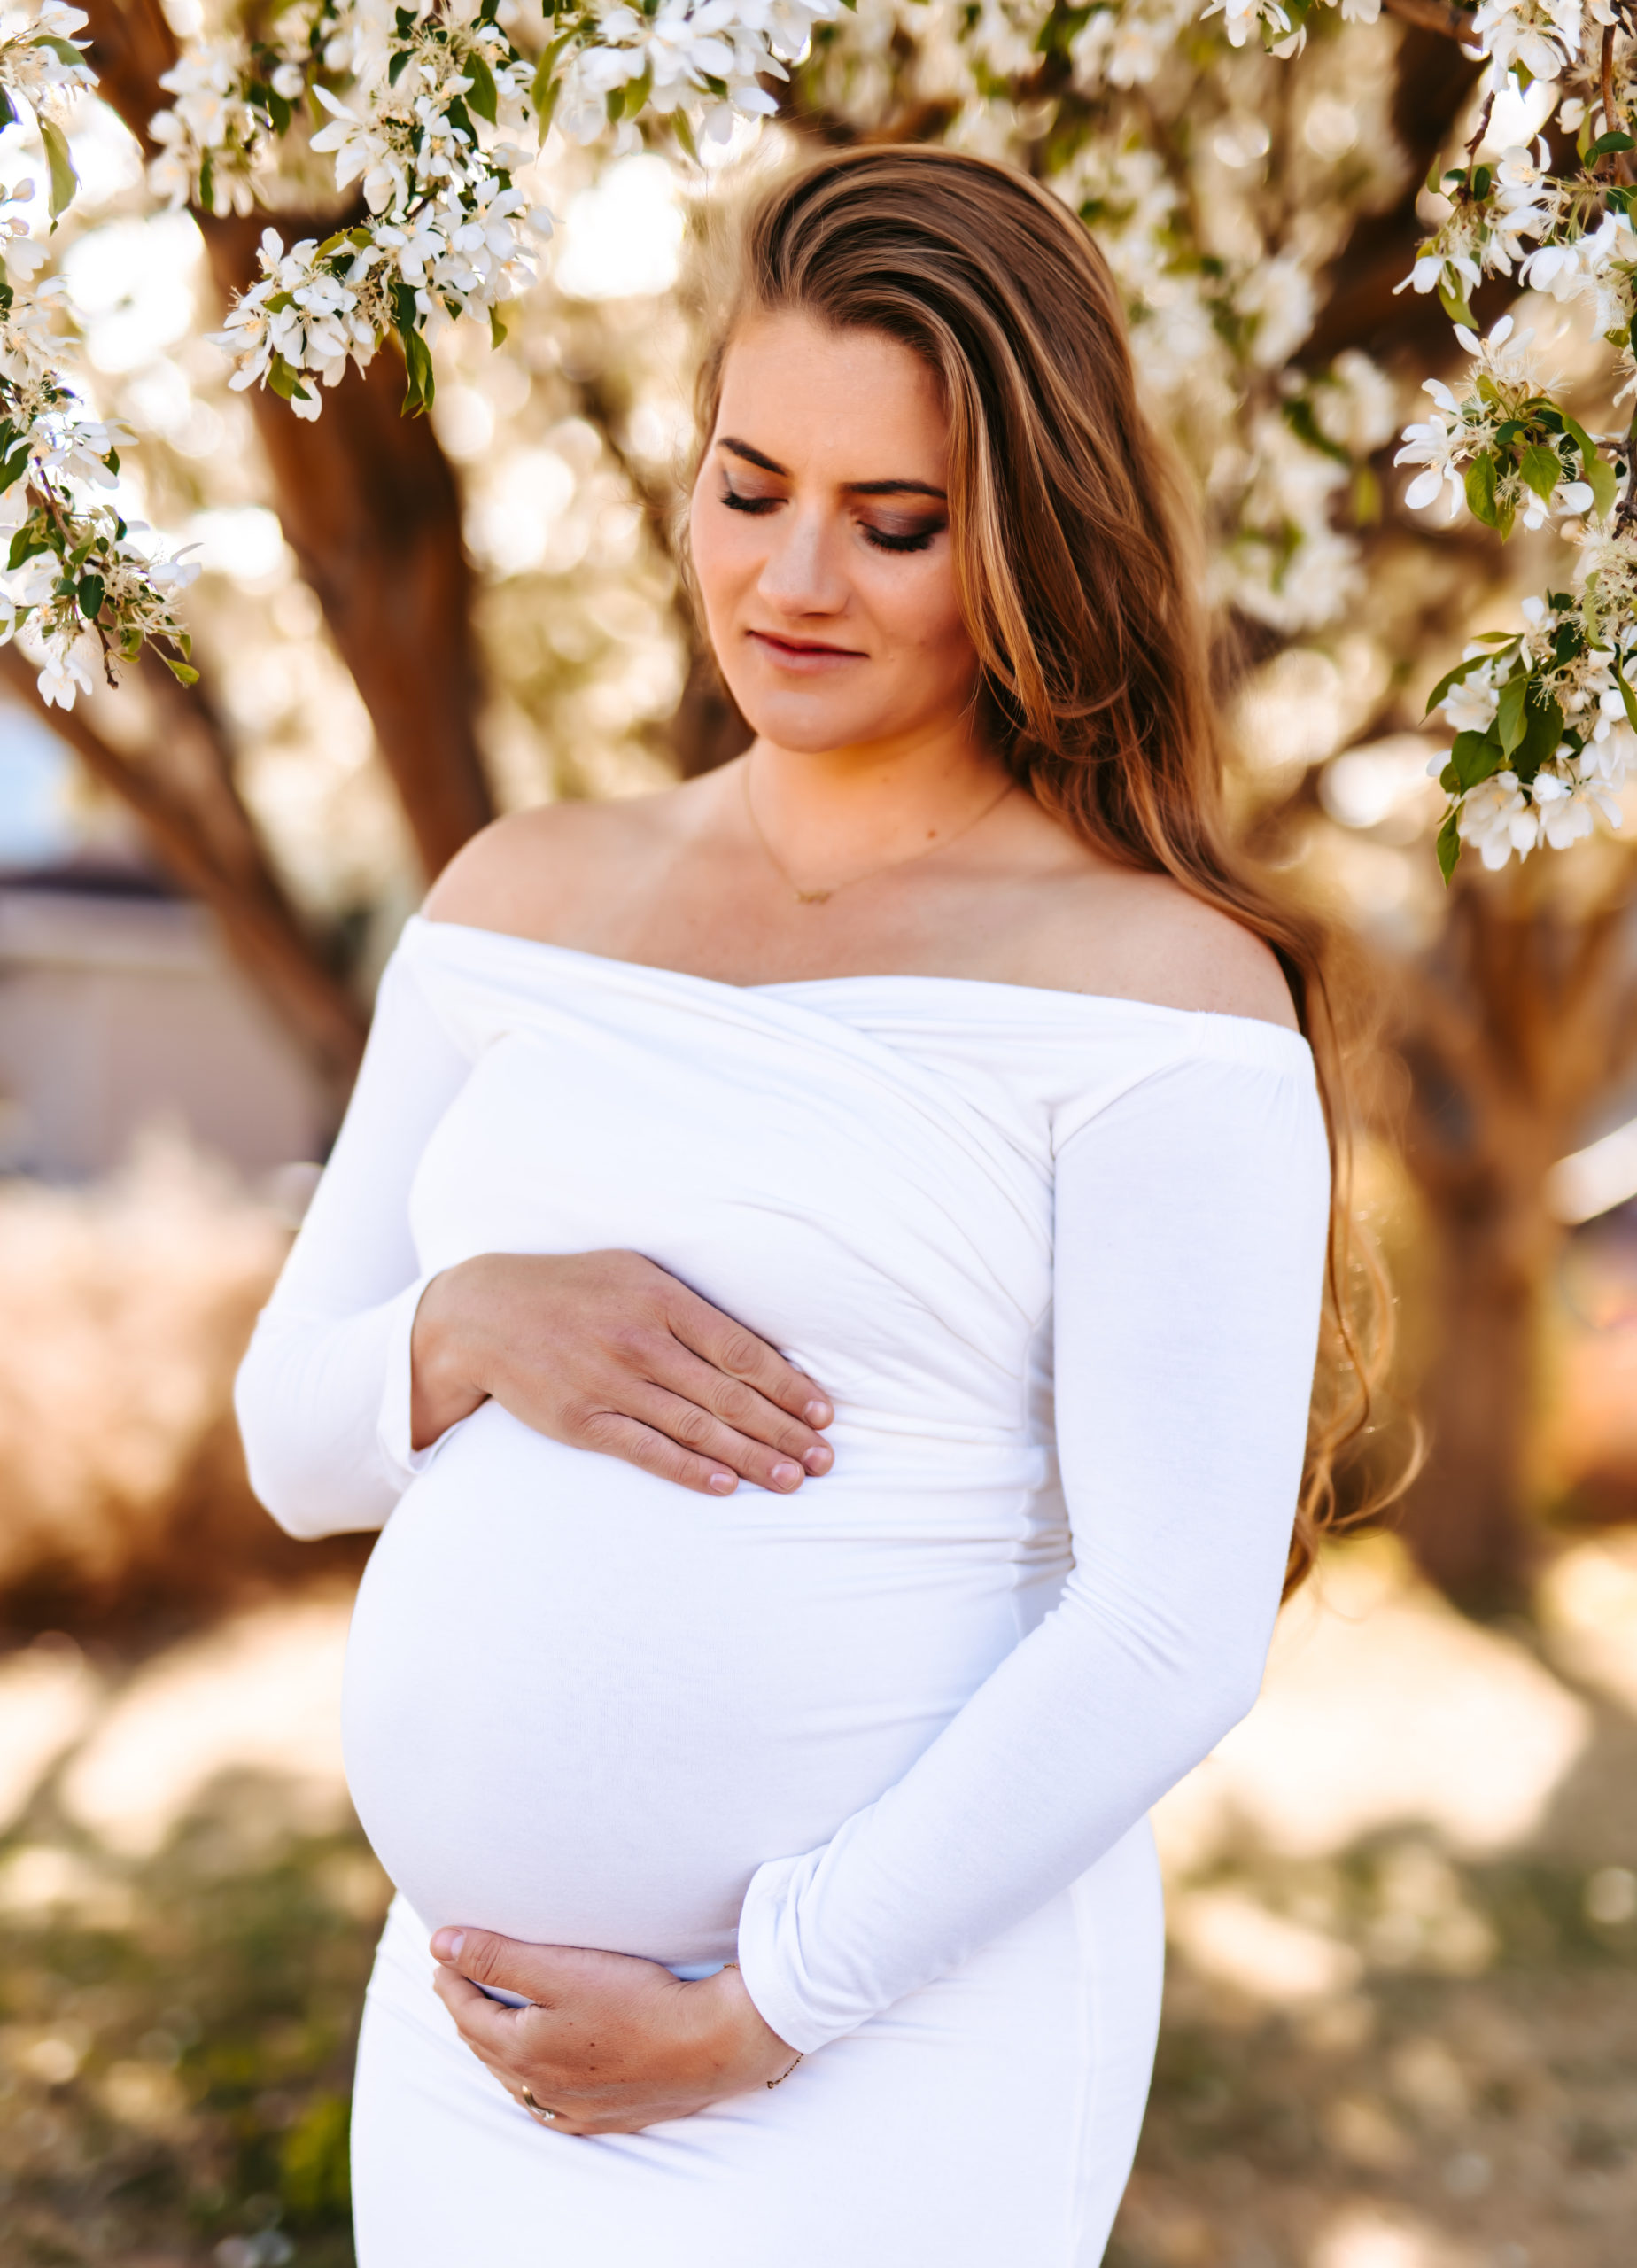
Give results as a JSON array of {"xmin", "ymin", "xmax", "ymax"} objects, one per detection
[
  {"xmin": 803, "ymin": 1444, "xmax": 832, "ymax": 1473},
  {"xmin": 771, "ymin": 1460, "xmax": 802, "ymax": 1489},
  {"xmin": 707, "ymin": 1472, "xmax": 736, "ymax": 1495},
  {"xmin": 803, "ymin": 1399, "xmax": 833, "ymax": 1426},
  {"xmin": 432, "ymin": 1930, "xmax": 464, "ymax": 1961}
]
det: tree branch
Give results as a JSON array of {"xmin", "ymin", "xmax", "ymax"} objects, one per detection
[
  {"xmin": 1381, "ymin": 0, "xmax": 1476, "ymax": 43},
  {"xmin": 0, "ymin": 648, "xmax": 366, "ymax": 1086}
]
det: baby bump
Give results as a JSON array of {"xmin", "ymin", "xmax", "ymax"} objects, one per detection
[{"xmin": 342, "ymin": 1402, "xmax": 1056, "ymax": 1966}]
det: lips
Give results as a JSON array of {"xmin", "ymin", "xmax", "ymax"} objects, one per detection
[{"xmin": 747, "ymin": 629, "xmax": 865, "ymax": 663}]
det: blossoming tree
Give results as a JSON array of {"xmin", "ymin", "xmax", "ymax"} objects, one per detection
[{"xmin": 2, "ymin": 0, "xmax": 1634, "ymax": 1597}]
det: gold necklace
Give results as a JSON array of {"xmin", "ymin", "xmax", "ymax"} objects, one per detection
[{"xmin": 742, "ymin": 763, "xmax": 1014, "ymax": 907}]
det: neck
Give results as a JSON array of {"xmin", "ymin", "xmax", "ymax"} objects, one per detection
[{"xmin": 742, "ymin": 718, "xmax": 1010, "ymax": 874}]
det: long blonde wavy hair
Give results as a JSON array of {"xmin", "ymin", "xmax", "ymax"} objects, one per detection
[{"xmin": 689, "ymin": 144, "xmax": 1393, "ymax": 1593}]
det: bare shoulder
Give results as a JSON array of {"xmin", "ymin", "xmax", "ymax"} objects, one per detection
[
  {"xmin": 1010, "ymin": 855, "xmax": 1300, "ymax": 1032},
  {"xmin": 422, "ymin": 790, "xmax": 687, "ymax": 944}
]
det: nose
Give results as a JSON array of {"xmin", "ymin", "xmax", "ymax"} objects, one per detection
[{"xmin": 756, "ymin": 503, "xmax": 848, "ymax": 619}]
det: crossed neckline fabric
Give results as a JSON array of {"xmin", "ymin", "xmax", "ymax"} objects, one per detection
[{"xmin": 410, "ymin": 913, "xmax": 1315, "ymax": 1056}]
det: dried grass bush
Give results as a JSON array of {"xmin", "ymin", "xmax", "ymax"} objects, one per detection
[{"xmin": 0, "ymin": 1136, "xmax": 365, "ymax": 1629}]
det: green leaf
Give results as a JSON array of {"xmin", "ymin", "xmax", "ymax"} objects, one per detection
[
  {"xmin": 395, "ymin": 310, "xmax": 434, "ymax": 416},
  {"xmin": 1495, "ymin": 673, "xmax": 1527, "ymax": 755},
  {"xmin": 1614, "ymin": 652, "xmax": 1637, "ymax": 736},
  {"xmin": 1281, "ymin": 395, "xmax": 1352, "ymax": 467},
  {"xmin": 266, "ymin": 353, "xmax": 314, "ymax": 403},
  {"xmin": 671, "ymin": 106, "xmax": 699, "ymax": 164},
  {"xmin": 531, "ymin": 38, "xmax": 565, "ymax": 124},
  {"xmin": 38, "ymin": 115, "xmax": 77, "ymax": 226},
  {"xmin": 1438, "ymin": 276, "xmax": 1476, "ymax": 328},
  {"xmin": 1448, "ymin": 729, "xmax": 1504, "ymax": 790},
  {"xmin": 198, "ymin": 148, "xmax": 215, "ymax": 214},
  {"xmin": 263, "ymin": 289, "xmax": 296, "ymax": 312},
  {"xmin": 263, "ymin": 86, "xmax": 292, "ymax": 136},
  {"xmin": 620, "ymin": 59, "xmax": 652, "ymax": 118},
  {"xmin": 1432, "ymin": 807, "xmax": 1460, "ymax": 884},
  {"xmin": 32, "ymin": 34, "xmax": 85, "ymax": 64},
  {"xmin": 1436, "ymin": 807, "xmax": 1462, "ymax": 884},
  {"xmin": 6, "ymin": 524, "xmax": 50, "ymax": 571},
  {"xmin": 1588, "ymin": 129, "xmax": 1634, "ymax": 154},
  {"xmin": 1520, "ymin": 440, "xmax": 1563, "ymax": 503},
  {"xmin": 489, "ymin": 305, "xmax": 508, "ymax": 349},
  {"xmin": 1586, "ymin": 447, "xmax": 1618, "ymax": 520},
  {"xmin": 1513, "ymin": 687, "xmax": 1564, "ymax": 781},
  {"xmin": 163, "ymin": 655, "xmax": 200, "ymax": 687},
  {"xmin": 1424, "ymin": 649, "xmax": 1493, "ymax": 717},
  {"xmin": 389, "ymin": 46, "xmax": 412, "ymax": 82},
  {"xmin": 0, "ymin": 87, "xmax": 14, "ymax": 128},
  {"xmin": 1464, "ymin": 450, "xmax": 1499, "ymax": 527},
  {"xmin": 465, "ymin": 49, "xmax": 499, "ymax": 121},
  {"xmin": 75, "ymin": 571, "xmax": 103, "ymax": 619}
]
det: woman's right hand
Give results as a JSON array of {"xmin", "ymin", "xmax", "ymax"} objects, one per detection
[{"xmin": 408, "ymin": 1250, "xmax": 834, "ymax": 1496}]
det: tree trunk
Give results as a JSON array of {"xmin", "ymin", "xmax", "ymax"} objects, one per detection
[
  {"xmin": 1400, "ymin": 1182, "xmax": 1548, "ymax": 1613},
  {"xmin": 1392, "ymin": 867, "xmax": 1637, "ymax": 1609},
  {"xmin": 84, "ymin": 0, "xmax": 495, "ymax": 883}
]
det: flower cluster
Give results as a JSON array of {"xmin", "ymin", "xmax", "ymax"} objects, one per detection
[
  {"xmin": 0, "ymin": 229, "xmax": 198, "ymax": 706},
  {"xmin": 1427, "ymin": 579, "xmax": 1630, "ymax": 871},
  {"xmin": 1261, "ymin": 0, "xmax": 1637, "ymax": 870},
  {"xmin": 0, "ymin": 19, "xmax": 197, "ymax": 707},
  {"xmin": 0, "ymin": 0, "xmax": 94, "ymax": 224},
  {"xmin": 547, "ymin": 0, "xmax": 842, "ymax": 147},
  {"xmin": 205, "ymin": 2, "xmax": 555, "ymax": 416},
  {"xmin": 1393, "ymin": 314, "xmax": 1613, "ymax": 535},
  {"xmin": 157, "ymin": 0, "xmax": 841, "ymax": 416},
  {"xmin": 1200, "ymin": 0, "xmax": 1378, "ymax": 61}
]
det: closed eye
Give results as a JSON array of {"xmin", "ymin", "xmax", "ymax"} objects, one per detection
[
  {"xmin": 721, "ymin": 485, "xmax": 780, "ymax": 517},
  {"xmin": 863, "ymin": 524, "xmax": 940, "ymax": 554}
]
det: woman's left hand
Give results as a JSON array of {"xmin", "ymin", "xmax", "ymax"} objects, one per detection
[{"xmin": 430, "ymin": 1928, "xmax": 800, "ymax": 2135}]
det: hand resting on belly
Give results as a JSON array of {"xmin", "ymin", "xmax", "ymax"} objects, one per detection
[
  {"xmin": 429, "ymin": 1927, "xmax": 801, "ymax": 2134},
  {"xmin": 405, "ymin": 1248, "xmax": 828, "ymax": 2124},
  {"xmin": 409, "ymin": 1246, "xmax": 835, "ymax": 1497}
]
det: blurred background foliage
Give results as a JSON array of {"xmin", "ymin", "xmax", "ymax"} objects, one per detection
[{"xmin": 2, "ymin": 0, "xmax": 1637, "ymax": 2260}]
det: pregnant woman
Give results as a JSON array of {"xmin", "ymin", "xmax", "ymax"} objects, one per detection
[{"xmin": 236, "ymin": 145, "xmax": 1356, "ymax": 2265}]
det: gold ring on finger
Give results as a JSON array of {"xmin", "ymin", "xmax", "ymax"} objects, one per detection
[{"xmin": 520, "ymin": 2085, "xmax": 559, "ymax": 2124}]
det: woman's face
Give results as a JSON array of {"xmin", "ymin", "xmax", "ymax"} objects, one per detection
[{"xmin": 688, "ymin": 311, "xmax": 981, "ymax": 759}]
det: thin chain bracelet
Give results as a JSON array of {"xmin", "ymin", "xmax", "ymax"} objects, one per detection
[{"xmin": 720, "ymin": 1963, "xmax": 803, "ymax": 2088}]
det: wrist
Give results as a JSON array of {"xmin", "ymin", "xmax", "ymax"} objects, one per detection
[
  {"xmin": 409, "ymin": 1260, "xmax": 493, "ymax": 1446},
  {"xmin": 699, "ymin": 1962, "xmax": 800, "ymax": 2087}
]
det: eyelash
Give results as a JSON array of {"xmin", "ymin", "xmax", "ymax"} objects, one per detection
[{"xmin": 720, "ymin": 486, "xmax": 940, "ymax": 555}]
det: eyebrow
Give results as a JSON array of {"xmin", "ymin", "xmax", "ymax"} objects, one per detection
[{"xmin": 718, "ymin": 436, "xmax": 946, "ymax": 501}]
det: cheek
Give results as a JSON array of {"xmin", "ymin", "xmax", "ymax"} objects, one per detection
[
  {"xmin": 870, "ymin": 555, "xmax": 973, "ymax": 665},
  {"xmin": 687, "ymin": 490, "xmax": 752, "ymax": 624}
]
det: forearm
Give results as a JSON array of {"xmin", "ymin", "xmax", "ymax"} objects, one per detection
[
  {"xmin": 236, "ymin": 944, "xmax": 475, "ymax": 1536},
  {"xmin": 734, "ymin": 1040, "xmax": 1331, "ymax": 2053}
]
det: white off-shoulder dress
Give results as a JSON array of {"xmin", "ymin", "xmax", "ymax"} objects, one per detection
[{"xmin": 234, "ymin": 913, "xmax": 1328, "ymax": 2268}]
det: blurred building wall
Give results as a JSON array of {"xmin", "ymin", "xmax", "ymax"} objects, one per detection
[{"xmin": 0, "ymin": 875, "xmax": 328, "ymax": 1180}]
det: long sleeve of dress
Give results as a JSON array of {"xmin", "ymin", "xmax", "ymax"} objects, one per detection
[
  {"xmin": 234, "ymin": 952, "xmax": 475, "ymax": 1540},
  {"xmin": 734, "ymin": 1045, "xmax": 1330, "ymax": 2054}
]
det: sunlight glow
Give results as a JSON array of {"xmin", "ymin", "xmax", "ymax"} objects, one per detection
[{"xmin": 553, "ymin": 155, "xmax": 684, "ymax": 301}]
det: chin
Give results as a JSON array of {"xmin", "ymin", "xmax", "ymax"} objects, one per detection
[{"xmin": 727, "ymin": 685, "xmax": 904, "ymax": 756}]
